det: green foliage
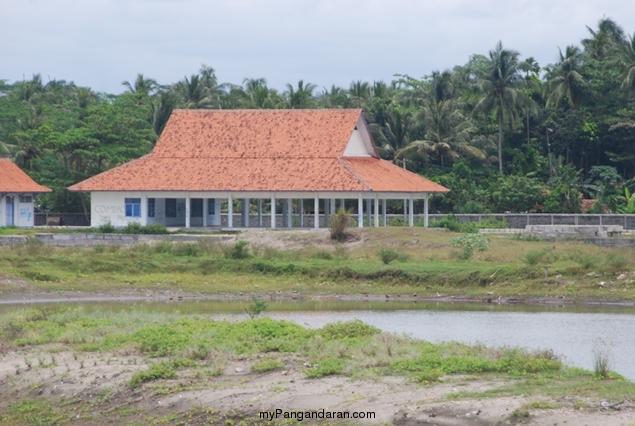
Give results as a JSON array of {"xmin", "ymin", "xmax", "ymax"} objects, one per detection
[
  {"xmin": 130, "ymin": 358, "xmax": 195, "ymax": 388},
  {"xmin": 429, "ymin": 214, "xmax": 478, "ymax": 233},
  {"xmin": 319, "ymin": 320, "xmax": 381, "ymax": 340},
  {"xmin": 450, "ymin": 234, "xmax": 490, "ymax": 260},
  {"xmin": 172, "ymin": 243, "xmax": 202, "ymax": 257},
  {"xmin": 97, "ymin": 222, "xmax": 116, "ymax": 233},
  {"xmin": 378, "ymin": 248, "xmax": 409, "ymax": 264},
  {"xmin": 225, "ymin": 241, "xmax": 250, "ymax": 259},
  {"xmin": 305, "ymin": 358, "xmax": 345, "ymax": 378},
  {"xmin": 251, "ymin": 359, "xmax": 285, "ymax": 373},
  {"xmin": 245, "ymin": 297, "xmax": 268, "ymax": 319},
  {"xmin": 329, "ymin": 208, "xmax": 350, "ymax": 241},
  {"xmin": 522, "ymin": 248, "xmax": 553, "ymax": 266}
]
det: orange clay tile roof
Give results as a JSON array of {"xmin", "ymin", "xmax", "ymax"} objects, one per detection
[
  {"xmin": 0, "ymin": 158, "xmax": 52, "ymax": 193},
  {"xmin": 69, "ymin": 109, "xmax": 449, "ymax": 194}
]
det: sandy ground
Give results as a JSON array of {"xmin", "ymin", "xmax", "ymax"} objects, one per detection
[{"xmin": 0, "ymin": 347, "xmax": 633, "ymax": 425}]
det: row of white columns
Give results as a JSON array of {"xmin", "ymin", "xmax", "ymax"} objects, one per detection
[{"xmin": 179, "ymin": 194, "xmax": 429, "ymax": 229}]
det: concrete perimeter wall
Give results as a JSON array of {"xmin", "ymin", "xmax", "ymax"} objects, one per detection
[{"xmin": 0, "ymin": 233, "xmax": 233, "ymax": 247}]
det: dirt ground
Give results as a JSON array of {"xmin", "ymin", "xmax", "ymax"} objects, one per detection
[{"xmin": 0, "ymin": 346, "xmax": 633, "ymax": 425}]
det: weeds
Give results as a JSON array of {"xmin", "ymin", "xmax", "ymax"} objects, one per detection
[
  {"xmin": 245, "ymin": 297, "xmax": 268, "ymax": 319},
  {"xmin": 450, "ymin": 234, "xmax": 490, "ymax": 260},
  {"xmin": 593, "ymin": 339, "xmax": 612, "ymax": 379},
  {"xmin": 251, "ymin": 359, "xmax": 285, "ymax": 373},
  {"xmin": 378, "ymin": 248, "xmax": 409, "ymax": 264}
]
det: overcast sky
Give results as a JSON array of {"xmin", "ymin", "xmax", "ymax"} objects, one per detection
[{"xmin": 2, "ymin": 0, "xmax": 635, "ymax": 95}]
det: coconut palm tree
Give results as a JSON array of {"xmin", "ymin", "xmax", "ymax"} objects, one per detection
[
  {"xmin": 284, "ymin": 80, "xmax": 316, "ymax": 109},
  {"xmin": 396, "ymin": 100, "xmax": 483, "ymax": 166},
  {"xmin": 122, "ymin": 74, "xmax": 158, "ymax": 97},
  {"xmin": 544, "ymin": 46, "xmax": 586, "ymax": 109},
  {"xmin": 473, "ymin": 41, "xmax": 537, "ymax": 174},
  {"xmin": 614, "ymin": 33, "xmax": 635, "ymax": 97},
  {"xmin": 176, "ymin": 74, "xmax": 213, "ymax": 109}
]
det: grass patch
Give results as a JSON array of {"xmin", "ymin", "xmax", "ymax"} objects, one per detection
[{"xmin": 251, "ymin": 359, "xmax": 286, "ymax": 373}]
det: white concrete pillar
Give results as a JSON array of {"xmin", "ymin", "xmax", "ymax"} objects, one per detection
[
  {"xmin": 299, "ymin": 199, "xmax": 304, "ymax": 227},
  {"xmin": 358, "ymin": 195, "xmax": 363, "ymax": 228},
  {"xmin": 203, "ymin": 197, "xmax": 208, "ymax": 227},
  {"xmin": 257, "ymin": 199, "xmax": 262, "ymax": 227},
  {"xmin": 330, "ymin": 198, "xmax": 336, "ymax": 216},
  {"xmin": 241, "ymin": 198, "xmax": 249, "ymax": 227},
  {"xmin": 324, "ymin": 199, "xmax": 329, "ymax": 227},
  {"xmin": 287, "ymin": 198, "xmax": 293, "ymax": 228},
  {"xmin": 214, "ymin": 199, "xmax": 221, "ymax": 226},
  {"xmin": 424, "ymin": 194, "xmax": 429, "ymax": 228},
  {"xmin": 340, "ymin": 199, "xmax": 345, "ymax": 212},
  {"xmin": 141, "ymin": 192, "xmax": 148, "ymax": 226},
  {"xmin": 408, "ymin": 198, "xmax": 414, "ymax": 227},
  {"xmin": 374, "ymin": 195, "xmax": 379, "ymax": 228},
  {"xmin": 314, "ymin": 195, "xmax": 319, "ymax": 229},
  {"xmin": 270, "ymin": 196, "xmax": 276, "ymax": 229},
  {"xmin": 382, "ymin": 199, "xmax": 387, "ymax": 227},
  {"xmin": 227, "ymin": 194, "xmax": 233, "ymax": 228},
  {"xmin": 185, "ymin": 193, "xmax": 191, "ymax": 229},
  {"xmin": 366, "ymin": 199, "xmax": 371, "ymax": 227}
]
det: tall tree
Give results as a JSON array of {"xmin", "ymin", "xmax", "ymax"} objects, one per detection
[
  {"xmin": 284, "ymin": 80, "xmax": 316, "ymax": 109},
  {"xmin": 544, "ymin": 46, "xmax": 586, "ymax": 109},
  {"xmin": 473, "ymin": 41, "xmax": 537, "ymax": 174}
]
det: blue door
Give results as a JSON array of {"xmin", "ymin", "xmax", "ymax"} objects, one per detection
[{"xmin": 6, "ymin": 196, "xmax": 14, "ymax": 226}]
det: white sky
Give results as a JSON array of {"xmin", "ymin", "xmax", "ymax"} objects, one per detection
[{"xmin": 2, "ymin": 0, "xmax": 634, "ymax": 94}]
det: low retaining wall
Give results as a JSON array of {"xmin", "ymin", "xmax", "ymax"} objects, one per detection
[{"xmin": 0, "ymin": 233, "xmax": 233, "ymax": 247}]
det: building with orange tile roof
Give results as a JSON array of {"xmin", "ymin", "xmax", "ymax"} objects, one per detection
[
  {"xmin": 0, "ymin": 158, "xmax": 52, "ymax": 227},
  {"xmin": 69, "ymin": 109, "xmax": 448, "ymax": 229}
]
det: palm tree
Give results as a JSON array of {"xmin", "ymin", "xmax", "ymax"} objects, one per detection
[
  {"xmin": 151, "ymin": 90, "xmax": 178, "ymax": 137},
  {"xmin": 243, "ymin": 78, "xmax": 280, "ymax": 108},
  {"xmin": 396, "ymin": 100, "xmax": 483, "ymax": 166},
  {"xmin": 349, "ymin": 80, "xmax": 371, "ymax": 108},
  {"xmin": 284, "ymin": 80, "xmax": 316, "ymax": 109},
  {"xmin": 122, "ymin": 73, "xmax": 158, "ymax": 97},
  {"xmin": 544, "ymin": 46, "xmax": 585, "ymax": 109},
  {"xmin": 318, "ymin": 85, "xmax": 350, "ymax": 108},
  {"xmin": 176, "ymin": 74, "xmax": 212, "ymax": 109},
  {"xmin": 615, "ymin": 33, "xmax": 635, "ymax": 97},
  {"xmin": 473, "ymin": 41, "xmax": 537, "ymax": 174},
  {"xmin": 582, "ymin": 18, "xmax": 625, "ymax": 60}
]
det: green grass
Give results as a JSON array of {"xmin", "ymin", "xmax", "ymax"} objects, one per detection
[{"xmin": 1, "ymin": 228, "xmax": 635, "ymax": 300}]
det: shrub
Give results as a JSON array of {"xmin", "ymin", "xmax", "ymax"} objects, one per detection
[
  {"xmin": 251, "ymin": 359, "xmax": 285, "ymax": 373},
  {"xmin": 329, "ymin": 208, "xmax": 350, "ymax": 241},
  {"xmin": 450, "ymin": 234, "xmax": 490, "ymax": 260},
  {"xmin": 130, "ymin": 358, "xmax": 195, "ymax": 388},
  {"xmin": 122, "ymin": 222, "xmax": 144, "ymax": 234},
  {"xmin": 143, "ymin": 223, "xmax": 169, "ymax": 234},
  {"xmin": 305, "ymin": 358, "xmax": 345, "ymax": 378},
  {"xmin": 225, "ymin": 240, "xmax": 251, "ymax": 259},
  {"xmin": 246, "ymin": 297, "xmax": 268, "ymax": 319},
  {"xmin": 522, "ymin": 248, "xmax": 551, "ymax": 266},
  {"xmin": 378, "ymin": 248, "xmax": 409, "ymax": 264},
  {"xmin": 429, "ymin": 214, "xmax": 477, "ymax": 233},
  {"xmin": 97, "ymin": 222, "xmax": 116, "ymax": 233},
  {"xmin": 172, "ymin": 243, "xmax": 202, "ymax": 257},
  {"xmin": 320, "ymin": 320, "xmax": 381, "ymax": 340},
  {"xmin": 388, "ymin": 217, "xmax": 406, "ymax": 227},
  {"xmin": 592, "ymin": 340, "xmax": 612, "ymax": 379}
]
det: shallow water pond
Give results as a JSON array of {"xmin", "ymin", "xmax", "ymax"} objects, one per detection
[{"xmin": 2, "ymin": 299, "xmax": 635, "ymax": 380}]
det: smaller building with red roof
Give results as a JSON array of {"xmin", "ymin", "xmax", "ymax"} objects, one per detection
[
  {"xmin": 0, "ymin": 158, "xmax": 52, "ymax": 227},
  {"xmin": 70, "ymin": 109, "xmax": 448, "ymax": 229}
]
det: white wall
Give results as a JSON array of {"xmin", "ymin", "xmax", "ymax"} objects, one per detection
[
  {"xmin": 343, "ymin": 130, "xmax": 371, "ymax": 157},
  {"xmin": 0, "ymin": 193, "xmax": 35, "ymax": 228},
  {"xmin": 91, "ymin": 192, "xmax": 146, "ymax": 228}
]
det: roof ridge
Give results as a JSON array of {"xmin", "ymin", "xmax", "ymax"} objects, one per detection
[{"xmin": 337, "ymin": 158, "xmax": 372, "ymax": 191}]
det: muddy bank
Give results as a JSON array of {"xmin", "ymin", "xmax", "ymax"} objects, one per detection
[
  {"xmin": 2, "ymin": 283, "xmax": 635, "ymax": 308},
  {"xmin": 0, "ymin": 347, "xmax": 632, "ymax": 426}
]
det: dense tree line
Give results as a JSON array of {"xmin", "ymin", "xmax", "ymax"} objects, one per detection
[{"xmin": 2, "ymin": 17, "xmax": 635, "ymax": 215}]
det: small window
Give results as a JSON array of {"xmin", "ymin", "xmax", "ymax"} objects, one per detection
[
  {"xmin": 20, "ymin": 195, "xmax": 33, "ymax": 203},
  {"xmin": 208, "ymin": 199, "xmax": 215, "ymax": 215},
  {"xmin": 191, "ymin": 199, "xmax": 203, "ymax": 217},
  {"xmin": 125, "ymin": 198, "xmax": 141, "ymax": 217},
  {"xmin": 165, "ymin": 198, "xmax": 177, "ymax": 218},
  {"xmin": 147, "ymin": 198, "xmax": 155, "ymax": 218}
]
